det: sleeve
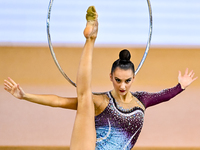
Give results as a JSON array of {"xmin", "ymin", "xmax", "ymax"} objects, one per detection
[{"xmin": 135, "ymin": 83, "xmax": 184, "ymax": 109}]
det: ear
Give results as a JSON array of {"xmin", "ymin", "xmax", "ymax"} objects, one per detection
[
  {"xmin": 132, "ymin": 76, "xmax": 135, "ymax": 82},
  {"xmin": 110, "ymin": 73, "xmax": 113, "ymax": 81}
]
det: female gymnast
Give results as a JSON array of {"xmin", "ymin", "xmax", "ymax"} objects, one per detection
[{"xmin": 4, "ymin": 6, "xmax": 198, "ymax": 150}]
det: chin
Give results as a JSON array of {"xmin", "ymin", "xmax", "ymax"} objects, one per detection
[{"xmin": 119, "ymin": 91, "xmax": 127, "ymax": 95}]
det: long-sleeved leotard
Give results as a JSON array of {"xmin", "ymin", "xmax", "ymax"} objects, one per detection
[{"xmin": 95, "ymin": 83, "xmax": 184, "ymax": 150}]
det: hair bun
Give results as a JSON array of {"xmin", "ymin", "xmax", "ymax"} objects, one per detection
[{"xmin": 119, "ymin": 49, "xmax": 131, "ymax": 64}]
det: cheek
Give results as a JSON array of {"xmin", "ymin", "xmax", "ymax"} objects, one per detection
[
  {"xmin": 113, "ymin": 81, "xmax": 119, "ymax": 88},
  {"xmin": 113, "ymin": 82, "xmax": 118, "ymax": 87},
  {"xmin": 127, "ymin": 82, "xmax": 133, "ymax": 88}
]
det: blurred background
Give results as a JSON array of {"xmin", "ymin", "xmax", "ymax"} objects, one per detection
[
  {"xmin": 0, "ymin": 0, "xmax": 200, "ymax": 46},
  {"xmin": 0, "ymin": 0, "xmax": 200, "ymax": 149}
]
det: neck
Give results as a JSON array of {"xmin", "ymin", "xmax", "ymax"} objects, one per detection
[{"xmin": 111, "ymin": 90, "xmax": 132, "ymax": 103}]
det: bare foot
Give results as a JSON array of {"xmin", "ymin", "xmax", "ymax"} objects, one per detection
[{"xmin": 84, "ymin": 6, "xmax": 98, "ymax": 39}]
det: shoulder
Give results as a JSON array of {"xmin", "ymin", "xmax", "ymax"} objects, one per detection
[
  {"xmin": 132, "ymin": 91, "xmax": 149, "ymax": 100},
  {"xmin": 93, "ymin": 92, "xmax": 110, "ymax": 116},
  {"xmin": 93, "ymin": 92, "xmax": 110, "ymax": 107},
  {"xmin": 131, "ymin": 91, "xmax": 149, "ymax": 109}
]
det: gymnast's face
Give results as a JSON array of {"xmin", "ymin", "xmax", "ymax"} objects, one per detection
[{"xmin": 110, "ymin": 67, "xmax": 134, "ymax": 96}]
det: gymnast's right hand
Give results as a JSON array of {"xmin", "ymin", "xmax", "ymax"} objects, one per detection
[{"xmin": 4, "ymin": 77, "xmax": 25, "ymax": 99}]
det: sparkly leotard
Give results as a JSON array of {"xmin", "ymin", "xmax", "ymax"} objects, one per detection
[{"xmin": 95, "ymin": 83, "xmax": 184, "ymax": 150}]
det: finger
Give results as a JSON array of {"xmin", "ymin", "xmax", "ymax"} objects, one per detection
[
  {"xmin": 4, "ymin": 87, "xmax": 10, "ymax": 92},
  {"xmin": 17, "ymin": 84, "xmax": 22, "ymax": 91},
  {"xmin": 188, "ymin": 70, "xmax": 194, "ymax": 77},
  {"xmin": 185, "ymin": 68, "xmax": 188, "ymax": 75},
  {"xmin": 4, "ymin": 83, "xmax": 11, "ymax": 90},
  {"xmin": 178, "ymin": 71, "xmax": 182, "ymax": 78},
  {"xmin": 10, "ymin": 84, "xmax": 18, "ymax": 94},
  {"xmin": 4, "ymin": 80, "xmax": 13, "ymax": 88},
  {"xmin": 192, "ymin": 76, "xmax": 198, "ymax": 82},
  {"xmin": 191, "ymin": 72, "xmax": 195, "ymax": 78},
  {"xmin": 4, "ymin": 85, "xmax": 13, "ymax": 92},
  {"xmin": 17, "ymin": 84, "xmax": 25, "ymax": 95},
  {"xmin": 8, "ymin": 77, "xmax": 17, "ymax": 86}
]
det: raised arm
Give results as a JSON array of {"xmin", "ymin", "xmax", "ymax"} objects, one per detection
[
  {"xmin": 135, "ymin": 83, "xmax": 184, "ymax": 109},
  {"xmin": 4, "ymin": 77, "xmax": 78, "ymax": 109},
  {"xmin": 134, "ymin": 68, "xmax": 198, "ymax": 109}
]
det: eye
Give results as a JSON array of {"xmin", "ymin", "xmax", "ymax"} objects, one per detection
[
  {"xmin": 115, "ymin": 78, "xmax": 121, "ymax": 83},
  {"xmin": 125, "ymin": 79, "xmax": 131, "ymax": 83}
]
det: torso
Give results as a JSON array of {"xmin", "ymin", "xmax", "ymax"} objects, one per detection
[
  {"xmin": 93, "ymin": 83, "xmax": 183, "ymax": 149},
  {"xmin": 94, "ymin": 92, "xmax": 145, "ymax": 116},
  {"xmin": 94, "ymin": 91, "xmax": 145, "ymax": 150}
]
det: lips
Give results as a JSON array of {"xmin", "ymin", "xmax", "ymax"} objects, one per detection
[{"xmin": 120, "ymin": 90, "xmax": 126, "ymax": 93}]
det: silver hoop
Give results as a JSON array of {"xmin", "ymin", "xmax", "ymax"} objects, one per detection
[
  {"xmin": 46, "ymin": 0, "xmax": 153, "ymax": 93},
  {"xmin": 46, "ymin": 0, "xmax": 76, "ymax": 87},
  {"xmin": 135, "ymin": 0, "xmax": 153, "ymax": 75}
]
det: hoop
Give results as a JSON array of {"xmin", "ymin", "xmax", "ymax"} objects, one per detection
[{"xmin": 46, "ymin": 0, "xmax": 153, "ymax": 93}]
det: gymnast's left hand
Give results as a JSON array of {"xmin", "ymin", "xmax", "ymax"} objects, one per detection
[{"xmin": 178, "ymin": 68, "xmax": 198, "ymax": 89}]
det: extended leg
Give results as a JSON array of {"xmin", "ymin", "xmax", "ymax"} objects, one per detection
[{"xmin": 70, "ymin": 6, "xmax": 98, "ymax": 150}]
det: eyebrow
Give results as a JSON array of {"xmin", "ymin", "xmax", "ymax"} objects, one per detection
[
  {"xmin": 115, "ymin": 77, "xmax": 132, "ymax": 80},
  {"xmin": 126, "ymin": 78, "xmax": 132, "ymax": 81},
  {"xmin": 126, "ymin": 78, "xmax": 132, "ymax": 80}
]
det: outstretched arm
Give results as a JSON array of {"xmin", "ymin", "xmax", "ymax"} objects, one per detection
[
  {"xmin": 4, "ymin": 77, "xmax": 78, "ymax": 109},
  {"xmin": 136, "ymin": 68, "xmax": 198, "ymax": 109}
]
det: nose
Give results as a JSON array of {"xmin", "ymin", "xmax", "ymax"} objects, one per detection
[{"xmin": 120, "ymin": 82, "xmax": 126, "ymax": 89}]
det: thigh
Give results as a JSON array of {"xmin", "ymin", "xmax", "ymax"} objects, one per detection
[{"xmin": 70, "ymin": 96, "xmax": 96, "ymax": 150}]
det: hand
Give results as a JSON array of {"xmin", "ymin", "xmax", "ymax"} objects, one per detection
[
  {"xmin": 4, "ymin": 77, "xmax": 25, "ymax": 99},
  {"xmin": 178, "ymin": 68, "xmax": 198, "ymax": 89}
]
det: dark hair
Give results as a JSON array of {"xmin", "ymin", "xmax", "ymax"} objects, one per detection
[{"xmin": 111, "ymin": 49, "xmax": 135, "ymax": 75}]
